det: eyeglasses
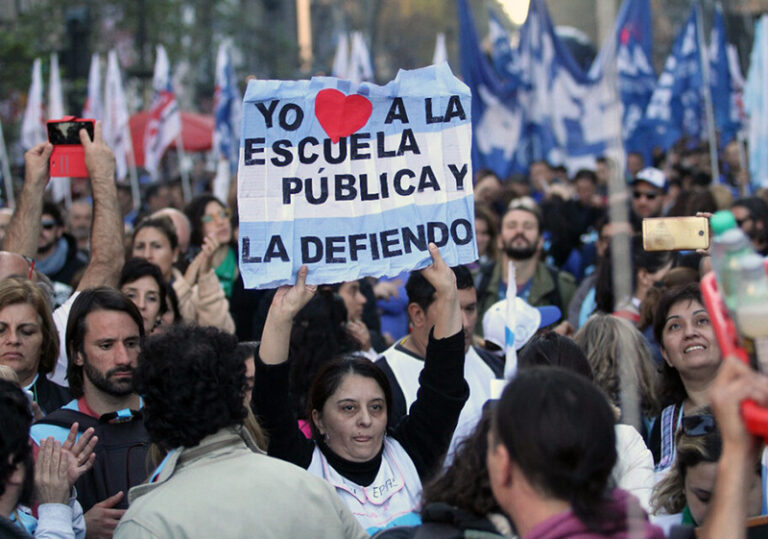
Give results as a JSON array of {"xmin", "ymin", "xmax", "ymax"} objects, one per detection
[
  {"xmin": 201, "ymin": 208, "xmax": 231, "ymax": 224},
  {"xmin": 632, "ymin": 190, "xmax": 658, "ymax": 201},
  {"xmin": 41, "ymin": 221, "xmax": 57, "ymax": 230},
  {"xmin": 680, "ymin": 413, "xmax": 717, "ymax": 437}
]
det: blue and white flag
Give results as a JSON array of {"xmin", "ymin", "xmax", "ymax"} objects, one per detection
[
  {"xmin": 709, "ymin": 4, "xmax": 741, "ymax": 146},
  {"xmin": 460, "ymin": 0, "xmax": 621, "ymax": 177},
  {"xmin": 642, "ymin": 7, "xmax": 704, "ymax": 151},
  {"xmin": 213, "ymin": 41, "xmax": 242, "ymax": 175},
  {"xmin": 237, "ymin": 64, "xmax": 476, "ymax": 288},
  {"xmin": 458, "ymin": 0, "xmax": 526, "ymax": 178},
  {"xmin": 590, "ymin": 0, "xmax": 655, "ymax": 155},
  {"xmin": 745, "ymin": 15, "xmax": 768, "ymax": 189}
]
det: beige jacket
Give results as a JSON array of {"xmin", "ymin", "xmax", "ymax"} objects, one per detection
[
  {"xmin": 172, "ymin": 267, "xmax": 235, "ymax": 333},
  {"xmin": 116, "ymin": 428, "xmax": 367, "ymax": 539}
]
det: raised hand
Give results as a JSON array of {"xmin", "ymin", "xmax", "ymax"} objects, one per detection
[
  {"xmin": 420, "ymin": 243, "xmax": 457, "ymax": 299},
  {"xmin": 80, "ymin": 121, "xmax": 115, "ymax": 182},
  {"xmin": 271, "ymin": 265, "xmax": 317, "ymax": 320},
  {"xmin": 24, "ymin": 141, "xmax": 53, "ymax": 188},
  {"xmin": 61, "ymin": 422, "xmax": 98, "ymax": 486},
  {"xmin": 35, "ymin": 438, "xmax": 71, "ymax": 505}
]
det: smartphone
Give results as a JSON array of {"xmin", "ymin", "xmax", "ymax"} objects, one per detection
[
  {"xmin": 47, "ymin": 119, "xmax": 94, "ymax": 145},
  {"xmin": 46, "ymin": 117, "xmax": 94, "ymax": 178},
  {"xmin": 642, "ymin": 216, "xmax": 710, "ymax": 251}
]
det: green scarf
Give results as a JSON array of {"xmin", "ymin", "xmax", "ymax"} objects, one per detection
[{"xmin": 214, "ymin": 246, "xmax": 237, "ymax": 297}]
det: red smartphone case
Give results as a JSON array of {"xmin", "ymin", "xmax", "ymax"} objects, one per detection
[{"xmin": 47, "ymin": 117, "xmax": 93, "ymax": 179}]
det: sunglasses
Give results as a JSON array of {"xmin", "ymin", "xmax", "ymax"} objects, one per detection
[
  {"xmin": 632, "ymin": 190, "xmax": 658, "ymax": 201},
  {"xmin": 201, "ymin": 208, "xmax": 232, "ymax": 224},
  {"xmin": 680, "ymin": 413, "xmax": 717, "ymax": 437},
  {"xmin": 41, "ymin": 221, "xmax": 57, "ymax": 230}
]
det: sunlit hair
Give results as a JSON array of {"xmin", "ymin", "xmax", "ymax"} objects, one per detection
[
  {"xmin": 131, "ymin": 216, "xmax": 179, "ymax": 252},
  {"xmin": 651, "ymin": 412, "xmax": 721, "ymax": 516},
  {"xmin": 574, "ymin": 313, "xmax": 660, "ymax": 418},
  {"xmin": 0, "ymin": 277, "xmax": 58, "ymax": 375}
]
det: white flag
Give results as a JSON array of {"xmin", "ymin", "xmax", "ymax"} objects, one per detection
[
  {"xmin": 48, "ymin": 53, "xmax": 69, "ymax": 204},
  {"xmin": 433, "ymin": 33, "xmax": 448, "ymax": 65},
  {"xmin": 103, "ymin": 50, "xmax": 131, "ymax": 180},
  {"xmin": 82, "ymin": 53, "xmax": 103, "ymax": 120},
  {"xmin": 21, "ymin": 58, "xmax": 45, "ymax": 150},
  {"xmin": 144, "ymin": 45, "xmax": 181, "ymax": 179},
  {"xmin": 332, "ymin": 34, "xmax": 349, "ymax": 79},
  {"xmin": 348, "ymin": 32, "xmax": 373, "ymax": 84}
]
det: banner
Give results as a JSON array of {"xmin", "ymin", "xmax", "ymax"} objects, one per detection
[
  {"xmin": 237, "ymin": 64, "xmax": 476, "ymax": 288},
  {"xmin": 144, "ymin": 45, "xmax": 181, "ymax": 178},
  {"xmin": 21, "ymin": 58, "xmax": 45, "ymax": 150}
]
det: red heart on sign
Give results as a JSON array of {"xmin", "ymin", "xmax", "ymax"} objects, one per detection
[{"xmin": 314, "ymin": 88, "xmax": 372, "ymax": 143}]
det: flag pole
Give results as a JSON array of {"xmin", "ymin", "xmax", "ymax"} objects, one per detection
[
  {"xmin": 697, "ymin": 1, "xmax": 721, "ymax": 183},
  {"xmin": 176, "ymin": 130, "xmax": 192, "ymax": 203},
  {"xmin": 125, "ymin": 125, "xmax": 141, "ymax": 213},
  {"xmin": 0, "ymin": 123, "xmax": 14, "ymax": 208}
]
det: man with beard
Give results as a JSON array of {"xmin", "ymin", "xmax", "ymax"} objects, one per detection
[
  {"xmin": 731, "ymin": 196, "xmax": 768, "ymax": 256},
  {"xmin": 30, "ymin": 288, "xmax": 148, "ymax": 539},
  {"xmin": 477, "ymin": 198, "xmax": 576, "ymax": 332}
]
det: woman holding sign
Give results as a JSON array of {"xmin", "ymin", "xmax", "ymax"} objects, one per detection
[{"xmin": 253, "ymin": 244, "xmax": 468, "ymax": 535}]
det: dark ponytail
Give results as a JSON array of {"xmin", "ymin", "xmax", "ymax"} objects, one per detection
[{"xmin": 494, "ymin": 367, "xmax": 617, "ymax": 531}]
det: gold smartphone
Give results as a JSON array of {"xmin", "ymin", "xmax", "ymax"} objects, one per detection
[{"xmin": 642, "ymin": 216, "xmax": 710, "ymax": 251}]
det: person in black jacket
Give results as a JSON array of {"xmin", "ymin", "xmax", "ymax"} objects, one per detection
[
  {"xmin": 36, "ymin": 202, "xmax": 87, "ymax": 291},
  {"xmin": 253, "ymin": 244, "xmax": 468, "ymax": 535},
  {"xmin": 0, "ymin": 278, "xmax": 69, "ymax": 415}
]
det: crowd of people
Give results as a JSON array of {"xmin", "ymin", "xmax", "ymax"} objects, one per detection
[{"xmin": 0, "ymin": 123, "xmax": 767, "ymax": 539}]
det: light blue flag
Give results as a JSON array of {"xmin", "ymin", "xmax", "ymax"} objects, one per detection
[
  {"xmin": 237, "ymin": 64, "xmax": 477, "ymax": 288},
  {"xmin": 745, "ymin": 16, "xmax": 768, "ymax": 189},
  {"xmin": 642, "ymin": 7, "xmax": 704, "ymax": 152}
]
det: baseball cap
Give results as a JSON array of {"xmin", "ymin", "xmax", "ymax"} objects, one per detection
[
  {"xmin": 482, "ymin": 298, "xmax": 562, "ymax": 352},
  {"xmin": 631, "ymin": 167, "xmax": 667, "ymax": 192}
]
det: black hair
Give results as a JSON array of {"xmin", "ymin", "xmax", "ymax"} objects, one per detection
[
  {"xmin": 42, "ymin": 201, "xmax": 64, "ymax": 227},
  {"xmin": 518, "ymin": 331, "xmax": 594, "ymax": 381},
  {"xmin": 184, "ymin": 194, "xmax": 229, "ymax": 247},
  {"xmin": 0, "ymin": 379, "xmax": 35, "ymax": 504},
  {"xmin": 119, "ymin": 258, "xmax": 169, "ymax": 315},
  {"xmin": 132, "ymin": 215, "xmax": 179, "ymax": 252},
  {"xmin": 307, "ymin": 356, "xmax": 393, "ymax": 440},
  {"xmin": 493, "ymin": 367, "xmax": 617, "ymax": 530},
  {"xmin": 135, "ymin": 324, "xmax": 249, "ymax": 450},
  {"xmin": 290, "ymin": 289, "xmax": 360, "ymax": 420},
  {"xmin": 144, "ymin": 182, "xmax": 168, "ymax": 201},
  {"xmin": 405, "ymin": 265, "xmax": 474, "ymax": 314},
  {"xmin": 65, "ymin": 287, "xmax": 145, "ymax": 398},
  {"xmin": 573, "ymin": 169, "xmax": 598, "ymax": 184},
  {"xmin": 653, "ymin": 283, "xmax": 704, "ymax": 407},
  {"xmin": 595, "ymin": 234, "xmax": 673, "ymax": 314}
]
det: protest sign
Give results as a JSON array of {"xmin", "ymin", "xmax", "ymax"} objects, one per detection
[{"xmin": 237, "ymin": 63, "xmax": 476, "ymax": 288}]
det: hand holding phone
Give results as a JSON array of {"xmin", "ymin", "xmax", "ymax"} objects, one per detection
[
  {"xmin": 47, "ymin": 116, "xmax": 95, "ymax": 178},
  {"xmin": 642, "ymin": 216, "xmax": 710, "ymax": 251}
]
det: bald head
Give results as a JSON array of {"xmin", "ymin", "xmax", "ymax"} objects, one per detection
[
  {"xmin": 0, "ymin": 251, "xmax": 30, "ymax": 281},
  {"xmin": 0, "ymin": 208, "xmax": 13, "ymax": 245},
  {"xmin": 151, "ymin": 208, "xmax": 191, "ymax": 254}
]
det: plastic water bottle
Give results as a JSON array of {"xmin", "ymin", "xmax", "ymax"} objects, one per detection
[
  {"xmin": 710, "ymin": 210, "xmax": 754, "ymax": 313},
  {"xmin": 734, "ymin": 253, "xmax": 768, "ymax": 373}
]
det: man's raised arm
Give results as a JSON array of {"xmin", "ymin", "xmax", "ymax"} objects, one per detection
[
  {"xmin": 2, "ymin": 142, "xmax": 53, "ymax": 256},
  {"xmin": 77, "ymin": 121, "xmax": 124, "ymax": 290}
]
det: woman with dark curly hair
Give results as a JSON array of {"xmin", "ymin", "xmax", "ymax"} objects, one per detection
[{"xmin": 254, "ymin": 246, "xmax": 468, "ymax": 535}]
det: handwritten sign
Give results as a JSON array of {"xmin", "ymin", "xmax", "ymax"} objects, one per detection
[{"xmin": 237, "ymin": 63, "xmax": 476, "ymax": 288}]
